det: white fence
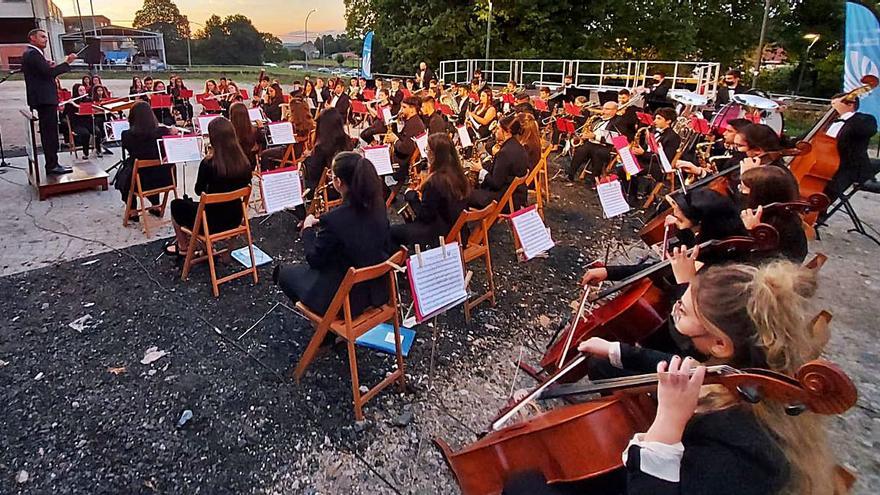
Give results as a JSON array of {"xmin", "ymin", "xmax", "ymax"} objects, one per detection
[{"xmin": 439, "ymin": 59, "xmax": 721, "ymax": 99}]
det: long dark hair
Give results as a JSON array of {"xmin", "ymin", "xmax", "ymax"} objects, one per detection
[
  {"xmin": 427, "ymin": 133, "xmax": 470, "ymax": 200},
  {"xmin": 670, "ymin": 188, "xmax": 746, "ymax": 241},
  {"xmin": 289, "ymin": 98, "xmax": 315, "ymax": 135},
  {"xmin": 268, "ymin": 83, "xmax": 284, "ymax": 105},
  {"xmin": 742, "ymin": 124, "xmax": 782, "ymax": 152},
  {"xmin": 127, "ymin": 100, "xmax": 159, "ymax": 134},
  {"xmin": 207, "ymin": 117, "xmax": 251, "ymax": 179},
  {"xmin": 228, "ymin": 102, "xmax": 257, "ymax": 158},
  {"xmin": 742, "ymin": 166, "xmax": 799, "ymax": 209},
  {"xmin": 334, "ymin": 151, "xmax": 384, "ymax": 212},
  {"xmin": 314, "ymin": 108, "xmax": 351, "ymax": 155}
]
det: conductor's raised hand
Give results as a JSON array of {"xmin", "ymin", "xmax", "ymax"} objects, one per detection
[{"xmin": 65, "ymin": 53, "xmax": 77, "ymax": 64}]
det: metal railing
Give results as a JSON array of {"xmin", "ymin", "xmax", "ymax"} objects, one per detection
[{"xmin": 439, "ymin": 58, "xmax": 721, "ymax": 99}]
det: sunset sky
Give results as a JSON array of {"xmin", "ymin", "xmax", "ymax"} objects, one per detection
[{"xmin": 57, "ymin": 0, "xmax": 347, "ymax": 41}]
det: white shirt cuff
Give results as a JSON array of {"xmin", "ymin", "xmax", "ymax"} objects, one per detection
[
  {"xmin": 608, "ymin": 342, "xmax": 623, "ymax": 368},
  {"xmin": 622, "ymin": 433, "xmax": 685, "ymax": 482},
  {"xmin": 478, "ymin": 168, "xmax": 489, "ymax": 183}
]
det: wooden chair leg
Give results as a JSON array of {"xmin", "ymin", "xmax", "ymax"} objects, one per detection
[
  {"xmin": 393, "ymin": 316, "xmax": 406, "ymax": 392},
  {"xmin": 484, "ymin": 251, "xmax": 497, "ymax": 306},
  {"xmin": 347, "ymin": 340, "xmax": 364, "ymax": 421},
  {"xmin": 245, "ymin": 228, "xmax": 259, "ymax": 284},
  {"xmin": 292, "ymin": 323, "xmax": 331, "ymax": 381},
  {"xmin": 642, "ymin": 182, "xmax": 665, "ymax": 210},
  {"xmin": 123, "ymin": 193, "xmax": 134, "ymax": 227},
  {"xmin": 181, "ymin": 220, "xmax": 202, "ymax": 281},
  {"xmin": 204, "ymin": 237, "xmax": 220, "ymax": 297}
]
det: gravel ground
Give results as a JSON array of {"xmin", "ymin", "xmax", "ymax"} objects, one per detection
[{"xmin": 0, "ymin": 156, "xmax": 877, "ymax": 494}]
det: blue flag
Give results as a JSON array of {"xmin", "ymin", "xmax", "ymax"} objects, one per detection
[
  {"xmin": 846, "ymin": 1, "xmax": 880, "ymax": 120},
  {"xmin": 361, "ymin": 31, "xmax": 374, "ymax": 80}
]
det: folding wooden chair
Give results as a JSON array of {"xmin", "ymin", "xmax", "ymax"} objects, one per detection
[
  {"xmin": 446, "ymin": 203, "xmax": 497, "ymax": 322},
  {"xmin": 180, "ymin": 186, "xmax": 259, "ymax": 297},
  {"xmin": 538, "ymin": 143, "xmax": 553, "ymax": 205},
  {"xmin": 486, "ymin": 175, "xmax": 528, "ymax": 230},
  {"xmin": 62, "ymin": 115, "xmax": 79, "ymax": 158},
  {"xmin": 291, "ymin": 248, "xmax": 409, "ymax": 421},
  {"xmin": 525, "ymin": 148, "xmax": 552, "ymax": 219},
  {"xmin": 252, "ymin": 145, "xmax": 300, "ymax": 213},
  {"xmin": 123, "ymin": 159, "xmax": 178, "ymax": 237}
]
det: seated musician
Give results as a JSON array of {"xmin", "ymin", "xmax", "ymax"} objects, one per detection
[
  {"xmin": 823, "ymin": 92, "xmax": 879, "ymax": 202},
  {"xmin": 203, "ymin": 79, "xmax": 220, "ymax": 97},
  {"xmin": 513, "ymin": 91, "xmax": 536, "ymax": 117},
  {"xmin": 359, "ymin": 89, "xmax": 392, "ymax": 145},
  {"xmin": 516, "ymin": 112, "xmax": 542, "ymax": 173},
  {"xmin": 62, "ymin": 84, "xmax": 98, "ymax": 159},
  {"xmin": 739, "ymin": 166, "xmax": 808, "ymax": 262},
  {"xmin": 536, "ymin": 86, "xmax": 554, "ymax": 123},
  {"xmin": 274, "ymin": 152, "xmax": 394, "ymax": 317},
  {"xmin": 328, "ymin": 80, "xmax": 351, "ymax": 120},
  {"xmin": 388, "ymin": 78, "xmax": 404, "ymax": 115},
  {"xmin": 170, "ymin": 77, "xmax": 193, "ymax": 124},
  {"xmin": 716, "ymin": 69, "xmax": 746, "ymax": 106},
  {"xmin": 616, "ymin": 88, "xmax": 639, "ymax": 138},
  {"xmin": 644, "ymin": 70, "xmax": 671, "ymax": 112},
  {"xmin": 452, "ymin": 83, "xmax": 473, "ymax": 126},
  {"xmin": 260, "ymin": 94, "xmax": 315, "ymax": 170},
  {"xmin": 733, "ymin": 124, "xmax": 794, "ymax": 196},
  {"xmin": 91, "ymin": 75, "xmax": 110, "ymax": 97},
  {"xmin": 117, "ymin": 102, "xmax": 177, "ymax": 214},
  {"xmin": 391, "ymin": 133, "xmax": 470, "ymax": 247},
  {"xmin": 252, "ymin": 75, "xmax": 270, "ymax": 107},
  {"xmin": 229, "ymin": 102, "xmax": 263, "ymax": 171},
  {"xmin": 165, "ymin": 117, "xmax": 252, "ymax": 257},
  {"xmin": 630, "ymin": 107, "xmax": 681, "ymax": 198},
  {"xmin": 467, "ymin": 89, "xmax": 497, "ymax": 140},
  {"xmin": 150, "ymin": 81, "xmax": 175, "ymax": 126},
  {"xmin": 676, "ymin": 118, "xmax": 752, "ymax": 179},
  {"xmin": 89, "ymin": 85, "xmax": 111, "ymax": 154},
  {"xmin": 566, "ymin": 101, "xmax": 627, "ymax": 181},
  {"xmin": 421, "ymin": 95, "xmax": 448, "ymax": 135},
  {"xmin": 143, "ymin": 76, "xmax": 153, "ymax": 92},
  {"xmin": 260, "ymin": 83, "xmax": 284, "ymax": 122},
  {"xmin": 386, "ymin": 96, "xmax": 427, "ymax": 185},
  {"xmin": 467, "ymin": 114, "xmax": 529, "ymax": 209},
  {"xmin": 302, "ymin": 108, "xmax": 352, "ymax": 195},
  {"xmin": 217, "ymin": 77, "xmax": 228, "ymax": 95},
  {"xmin": 220, "ymin": 82, "xmax": 244, "ymax": 117}
]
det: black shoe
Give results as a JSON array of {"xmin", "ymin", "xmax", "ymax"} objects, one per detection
[{"xmin": 46, "ymin": 166, "xmax": 72, "ymax": 175}]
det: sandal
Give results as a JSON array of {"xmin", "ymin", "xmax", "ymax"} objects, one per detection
[{"xmin": 164, "ymin": 242, "xmax": 183, "ymax": 258}]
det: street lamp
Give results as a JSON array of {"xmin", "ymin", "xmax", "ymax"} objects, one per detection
[
  {"xmin": 484, "ymin": 1, "xmax": 492, "ymax": 60},
  {"xmin": 795, "ymin": 33, "xmax": 821, "ymax": 95},
  {"xmin": 305, "ymin": 9, "xmax": 316, "ymax": 69},
  {"xmin": 185, "ymin": 20, "xmax": 204, "ymax": 68}
]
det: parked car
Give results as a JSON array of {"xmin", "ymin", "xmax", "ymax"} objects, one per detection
[
  {"xmin": 263, "ymin": 62, "xmax": 278, "ymax": 68},
  {"xmin": 288, "ymin": 64, "xmax": 304, "ymax": 70},
  {"xmin": 316, "ymin": 67, "xmax": 332, "ymax": 74}
]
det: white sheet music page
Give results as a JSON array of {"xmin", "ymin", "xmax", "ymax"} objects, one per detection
[
  {"xmin": 457, "ymin": 125, "xmax": 473, "ymax": 148},
  {"xmin": 248, "ymin": 107, "xmax": 264, "ymax": 123},
  {"xmin": 612, "ymin": 135, "xmax": 640, "ymax": 176},
  {"xmin": 407, "ymin": 242, "xmax": 468, "ymax": 322},
  {"xmin": 509, "ymin": 206, "xmax": 555, "ymax": 260},
  {"xmin": 268, "ymin": 122, "xmax": 295, "ymax": 145},
  {"xmin": 160, "ymin": 136, "xmax": 203, "ymax": 163},
  {"xmin": 414, "ymin": 132, "xmax": 429, "ymax": 158},
  {"xmin": 105, "ymin": 120, "xmax": 129, "ymax": 141},
  {"xmin": 197, "ymin": 115, "xmax": 220, "ymax": 135},
  {"xmin": 363, "ymin": 145, "xmax": 394, "ymax": 175},
  {"xmin": 597, "ymin": 179, "xmax": 631, "ymax": 218},
  {"xmin": 261, "ymin": 168, "xmax": 303, "ymax": 212},
  {"xmin": 382, "ymin": 107, "xmax": 393, "ymax": 122}
]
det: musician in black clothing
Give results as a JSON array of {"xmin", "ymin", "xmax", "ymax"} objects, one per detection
[
  {"xmin": 675, "ymin": 118, "xmax": 751, "ymax": 180},
  {"xmin": 262, "ymin": 83, "xmax": 284, "ymax": 122},
  {"xmin": 645, "ymin": 70, "xmax": 672, "ymax": 112},
  {"xmin": 22, "ymin": 29, "xmax": 77, "ymax": 175},
  {"xmin": 632, "ymin": 108, "xmax": 681, "ymax": 185},
  {"xmin": 389, "ymin": 79, "xmax": 404, "ymax": 114},
  {"xmin": 117, "ymin": 101, "xmax": 176, "ymax": 213},
  {"xmin": 151, "ymin": 81, "xmax": 175, "ymax": 126},
  {"xmin": 275, "ymin": 152, "xmax": 394, "ymax": 317},
  {"xmin": 302, "ymin": 108, "xmax": 352, "ymax": 194},
  {"xmin": 715, "ymin": 69, "xmax": 746, "ymax": 106},
  {"xmin": 62, "ymin": 84, "xmax": 96, "ymax": 159},
  {"xmin": 415, "ymin": 61, "xmax": 434, "ymax": 90},
  {"xmin": 512, "ymin": 91, "xmax": 537, "ymax": 117},
  {"xmin": 328, "ymin": 82, "xmax": 351, "ymax": 121},
  {"xmin": 392, "ymin": 133, "xmax": 470, "ymax": 247},
  {"xmin": 166, "ymin": 117, "xmax": 252, "ymax": 257},
  {"xmin": 389, "ymin": 96, "xmax": 427, "ymax": 184},
  {"xmin": 823, "ymin": 93, "xmax": 879, "ymax": 200},
  {"xmin": 467, "ymin": 114, "xmax": 529, "ymax": 209},
  {"xmin": 421, "ymin": 96, "xmax": 448, "ymax": 135},
  {"xmin": 453, "ymin": 83, "xmax": 473, "ymax": 125},
  {"xmin": 359, "ymin": 89, "xmax": 392, "ymax": 145},
  {"xmin": 616, "ymin": 89, "xmax": 639, "ymax": 138},
  {"xmin": 567, "ymin": 101, "xmax": 631, "ymax": 180}
]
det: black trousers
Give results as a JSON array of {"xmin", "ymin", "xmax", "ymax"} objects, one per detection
[
  {"xmin": 569, "ymin": 142, "xmax": 613, "ymax": 179},
  {"xmin": 35, "ymin": 105, "xmax": 60, "ymax": 170}
]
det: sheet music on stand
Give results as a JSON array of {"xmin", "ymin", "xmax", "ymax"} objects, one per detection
[
  {"xmin": 456, "ymin": 125, "xmax": 472, "ymax": 148},
  {"xmin": 509, "ymin": 205, "xmax": 555, "ymax": 260},
  {"xmin": 158, "ymin": 136, "xmax": 204, "ymax": 164},
  {"xmin": 406, "ymin": 242, "xmax": 468, "ymax": 322},
  {"xmin": 363, "ymin": 145, "xmax": 394, "ymax": 175},
  {"xmin": 646, "ymin": 132, "xmax": 673, "ymax": 173},
  {"xmin": 381, "ymin": 107, "xmax": 393, "ymax": 122},
  {"xmin": 611, "ymin": 135, "xmax": 641, "ymax": 176},
  {"xmin": 196, "ymin": 115, "xmax": 221, "ymax": 135},
  {"xmin": 596, "ymin": 176, "xmax": 631, "ymax": 218},
  {"xmin": 267, "ymin": 122, "xmax": 295, "ymax": 145},
  {"xmin": 248, "ymin": 107, "xmax": 265, "ymax": 123},
  {"xmin": 260, "ymin": 166, "xmax": 303, "ymax": 213},
  {"xmin": 413, "ymin": 132, "xmax": 429, "ymax": 159},
  {"xmin": 104, "ymin": 120, "xmax": 130, "ymax": 142}
]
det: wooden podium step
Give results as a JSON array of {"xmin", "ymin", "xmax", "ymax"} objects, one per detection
[{"xmin": 28, "ymin": 161, "xmax": 109, "ymax": 201}]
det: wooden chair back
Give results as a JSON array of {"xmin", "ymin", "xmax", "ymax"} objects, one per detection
[
  {"xmin": 487, "ymin": 175, "xmax": 528, "ymax": 229},
  {"xmin": 123, "ymin": 158, "xmax": 178, "ymax": 237},
  {"xmin": 446, "ymin": 203, "xmax": 498, "ymax": 321}
]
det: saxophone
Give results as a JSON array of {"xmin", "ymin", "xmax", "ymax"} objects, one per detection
[{"xmin": 570, "ymin": 115, "xmax": 601, "ymax": 149}]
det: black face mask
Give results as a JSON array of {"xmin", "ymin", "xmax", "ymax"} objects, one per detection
[{"xmin": 668, "ymin": 322, "xmax": 709, "ymax": 361}]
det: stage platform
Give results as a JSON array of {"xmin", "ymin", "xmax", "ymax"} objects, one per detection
[{"xmin": 28, "ymin": 160, "xmax": 109, "ymax": 201}]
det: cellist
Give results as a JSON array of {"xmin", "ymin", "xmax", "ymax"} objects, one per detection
[
  {"xmin": 822, "ymin": 93, "xmax": 878, "ymax": 202},
  {"xmin": 507, "ymin": 262, "xmax": 845, "ymax": 495}
]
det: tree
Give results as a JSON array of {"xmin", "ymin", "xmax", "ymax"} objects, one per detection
[
  {"xmin": 335, "ymin": 54, "xmax": 346, "ymax": 66},
  {"xmin": 133, "ymin": 0, "xmax": 191, "ymax": 65},
  {"xmin": 192, "ymin": 14, "xmax": 267, "ymax": 65},
  {"xmin": 263, "ymin": 33, "xmax": 289, "ymax": 63}
]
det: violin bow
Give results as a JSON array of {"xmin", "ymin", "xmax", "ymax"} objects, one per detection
[{"xmin": 557, "ymin": 285, "xmax": 596, "ymax": 370}]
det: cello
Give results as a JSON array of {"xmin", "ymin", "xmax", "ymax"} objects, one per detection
[
  {"xmin": 788, "ymin": 75, "xmax": 878, "ymax": 206},
  {"xmin": 540, "ymin": 225, "xmax": 779, "ymax": 379},
  {"xmin": 435, "ymin": 358, "xmax": 857, "ymax": 495}
]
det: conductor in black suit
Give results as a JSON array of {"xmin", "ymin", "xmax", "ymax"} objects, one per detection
[
  {"xmin": 22, "ymin": 29, "xmax": 77, "ymax": 175},
  {"xmin": 824, "ymin": 93, "xmax": 879, "ymax": 200}
]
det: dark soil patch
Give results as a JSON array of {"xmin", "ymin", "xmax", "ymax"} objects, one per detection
[{"xmin": 0, "ymin": 157, "xmax": 643, "ymax": 494}]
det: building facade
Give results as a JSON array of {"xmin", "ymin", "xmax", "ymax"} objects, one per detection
[{"xmin": 0, "ymin": 0, "xmax": 65, "ymax": 68}]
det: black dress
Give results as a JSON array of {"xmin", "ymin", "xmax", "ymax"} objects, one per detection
[
  {"xmin": 118, "ymin": 126, "xmax": 173, "ymax": 205},
  {"xmin": 170, "ymin": 158, "xmax": 252, "ymax": 233},
  {"xmin": 468, "ymin": 138, "xmax": 529, "ymax": 210},
  {"xmin": 391, "ymin": 176, "xmax": 467, "ymax": 247},
  {"xmin": 276, "ymin": 200, "xmax": 394, "ymax": 316}
]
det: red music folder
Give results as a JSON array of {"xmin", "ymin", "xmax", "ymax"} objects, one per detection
[
  {"xmin": 438, "ymin": 104, "xmax": 454, "ymax": 116},
  {"xmin": 179, "ymin": 89, "xmax": 194, "ymax": 98},
  {"xmin": 240, "ymin": 89, "xmax": 249, "ymax": 99},
  {"xmin": 532, "ymin": 98, "xmax": 548, "ymax": 112},
  {"xmin": 556, "ymin": 118, "xmax": 575, "ymax": 134},
  {"xmin": 564, "ymin": 102, "xmax": 582, "ymax": 116},
  {"xmin": 151, "ymin": 94, "xmax": 172, "ymax": 109},
  {"xmin": 77, "ymin": 102, "xmax": 94, "ymax": 116},
  {"xmin": 350, "ymin": 100, "xmax": 369, "ymax": 114},
  {"xmin": 363, "ymin": 89, "xmax": 376, "ymax": 101},
  {"xmin": 636, "ymin": 112, "xmax": 654, "ymax": 126}
]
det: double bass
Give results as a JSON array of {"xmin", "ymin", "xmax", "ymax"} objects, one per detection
[
  {"xmin": 435, "ymin": 358, "xmax": 857, "ymax": 495},
  {"xmin": 788, "ymin": 74, "xmax": 878, "ymax": 223}
]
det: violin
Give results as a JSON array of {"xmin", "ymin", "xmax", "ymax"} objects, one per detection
[
  {"xmin": 541, "ymin": 225, "xmax": 780, "ymax": 380},
  {"xmin": 435, "ymin": 358, "xmax": 857, "ymax": 495}
]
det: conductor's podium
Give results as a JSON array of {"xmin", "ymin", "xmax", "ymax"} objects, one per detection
[{"xmin": 22, "ymin": 110, "xmax": 109, "ymax": 200}]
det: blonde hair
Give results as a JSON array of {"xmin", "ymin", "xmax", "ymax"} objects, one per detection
[{"xmin": 693, "ymin": 262, "xmax": 842, "ymax": 494}]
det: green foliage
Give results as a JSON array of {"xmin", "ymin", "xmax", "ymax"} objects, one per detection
[
  {"xmin": 191, "ymin": 14, "xmax": 269, "ymax": 65},
  {"xmin": 133, "ymin": 0, "xmax": 190, "ymax": 38},
  {"xmin": 335, "ymin": 54, "xmax": 346, "ymax": 65}
]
